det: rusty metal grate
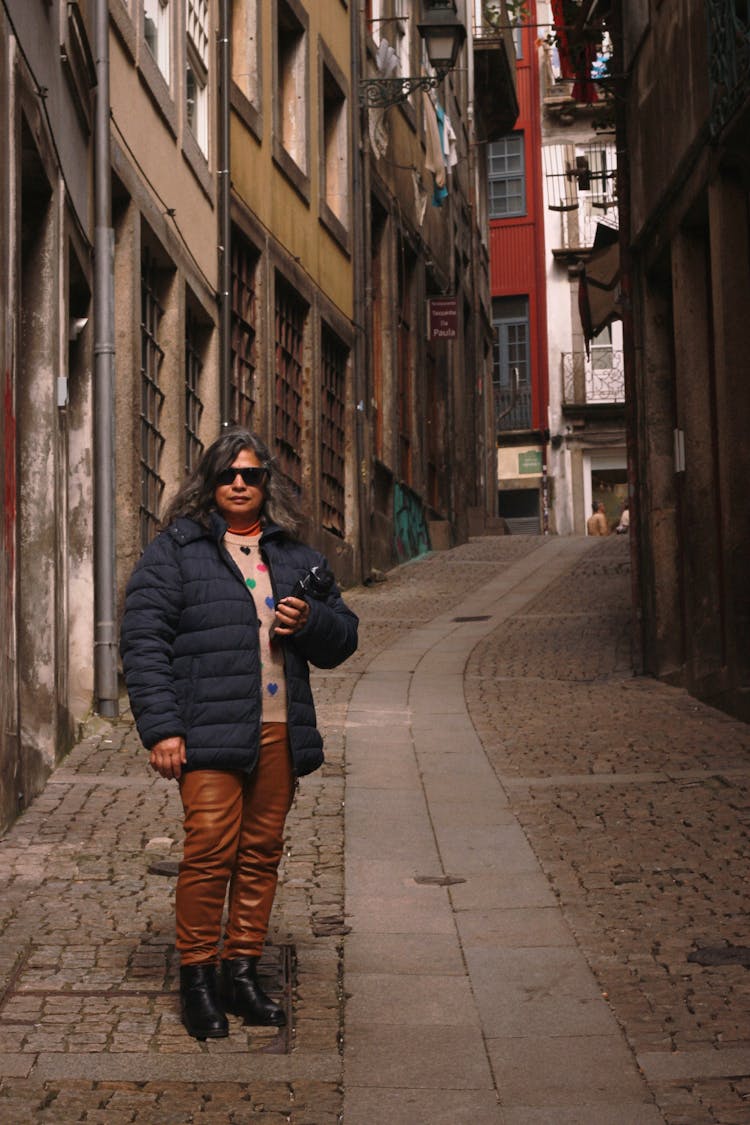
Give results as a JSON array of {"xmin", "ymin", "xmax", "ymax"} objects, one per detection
[{"xmin": 0, "ymin": 941, "xmax": 296, "ymax": 1054}]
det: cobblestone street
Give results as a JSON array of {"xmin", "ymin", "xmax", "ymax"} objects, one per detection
[{"xmin": 0, "ymin": 534, "xmax": 749, "ymax": 1122}]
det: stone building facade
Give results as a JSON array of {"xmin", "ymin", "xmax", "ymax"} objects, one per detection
[
  {"xmin": 615, "ymin": 0, "xmax": 750, "ymax": 718},
  {"xmin": 0, "ymin": 1, "xmax": 98, "ymax": 832},
  {"xmin": 0, "ymin": 1, "xmax": 515, "ymax": 832}
]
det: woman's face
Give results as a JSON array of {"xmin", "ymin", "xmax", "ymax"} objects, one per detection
[{"xmin": 213, "ymin": 447, "xmax": 267, "ymax": 526}]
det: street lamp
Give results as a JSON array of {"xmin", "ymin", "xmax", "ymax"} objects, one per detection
[{"xmin": 359, "ymin": 0, "xmax": 467, "ymax": 109}]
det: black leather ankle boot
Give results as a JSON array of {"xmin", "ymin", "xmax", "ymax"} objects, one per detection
[
  {"xmin": 221, "ymin": 956, "xmax": 286, "ymax": 1027},
  {"xmin": 179, "ymin": 962, "xmax": 229, "ymax": 1040}
]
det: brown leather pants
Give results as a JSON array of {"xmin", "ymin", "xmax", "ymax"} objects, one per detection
[{"xmin": 176, "ymin": 723, "xmax": 295, "ymax": 966}]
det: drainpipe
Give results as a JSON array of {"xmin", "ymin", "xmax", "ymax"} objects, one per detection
[
  {"xmin": 219, "ymin": 0, "xmax": 231, "ymax": 427},
  {"xmin": 351, "ymin": 2, "xmax": 370, "ymax": 581},
  {"xmin": 93, "ymin": 0, "xmax": 118, "ymax": 717}
]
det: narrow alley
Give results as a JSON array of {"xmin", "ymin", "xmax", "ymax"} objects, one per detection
[{"xmin": 1, "ymin": 534, "xmax": 749, "ymax": 1124}]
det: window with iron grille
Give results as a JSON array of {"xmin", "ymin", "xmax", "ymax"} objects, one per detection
[
  {"xmin": 185, "ymin": 302, "xmax": 205, "ymax": 474},
  {"xmin": 425, "ymin": 349, "xmax": 444, "ymax": 513},
  {"xmin": 230, "ymin": 230, "xmax": 259, "ymax": 427},
  {"xmin": 320, "ymin": 326, "xmax": 347, "ymax": 537},
  {"xmin": 140, "ymin": 249, "xmax": 166, "ymax": 548},
  {"xmin": 493, "ymin": 295, "xmax": 531, "ymax": 431},
  {"xmin": 274, "ymin": 276, "xmax": 306, "ymax": 490},
  {"xmin": 370, "ymin": 200, "xmax": 387, "ymax": 461},
  {"xmin": 397, "ymin": 240, "xmax": 415, "ymax": 485}
]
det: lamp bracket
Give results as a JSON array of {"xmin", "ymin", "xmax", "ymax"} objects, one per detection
[{"xmin": 359, "ymin": 72, "xmax": 446, "ymax": 109}]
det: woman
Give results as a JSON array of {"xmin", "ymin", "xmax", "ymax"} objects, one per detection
[{"xmin": 120, "ymin": 428, "xmax": 358, "ymax": 1040}]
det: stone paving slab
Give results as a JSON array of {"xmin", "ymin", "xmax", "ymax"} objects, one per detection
[
  {"xmin": 32, "ymin": 1051, "xmax": 341, "ymax": 1082},
  {"xmin": 501, "ymin": 1106, "xmax": 666, "ymax": 1125},
  {"xmin": 343, "ymin": 1086, "xmax": 505, "ymax": 1124},
  {"xmin": 486, "ymin": 1033, "xmax": 649, "ymax": 1105},
  {"xmin": 343, "ymin": 537, "xmax": 660, "ymax": 1122}
]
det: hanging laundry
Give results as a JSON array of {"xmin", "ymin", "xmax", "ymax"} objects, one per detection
[{"xmin": 422, "ymin": 91, "xmax": 448, "ymax": 206}]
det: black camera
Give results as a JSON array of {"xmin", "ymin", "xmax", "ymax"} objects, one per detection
[{"xmin": 290, "ymin": 565, "xmax": 335, "ymax": 599}]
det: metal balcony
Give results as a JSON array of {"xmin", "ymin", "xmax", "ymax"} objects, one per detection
[
  {"xmin": 495, "ymin": 385, "xmax": 532, "ymax": 431},
  {"xmin": 561, "ymin": 350, "xmax": 624, "ymax": 407},
  {"xmin": 472, "ymin": 1, "xmax": 519, "ymax": 140},
  {"xmin": 708, "ymin": 0, "xmax": 750, "ymax": 136}
]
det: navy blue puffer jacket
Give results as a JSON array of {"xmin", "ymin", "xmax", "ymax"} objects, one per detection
[{"xmin": 120, "ymin": 514, "xmax": 358, "ymax": 777}]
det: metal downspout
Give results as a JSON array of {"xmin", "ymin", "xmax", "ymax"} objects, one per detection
[
  {"xmin": 93, "ymin": 0, "xmax": 118, "ymax": 717},
  {"xmin": 219, "ymin": 0, "xmax": 231, "ymax": 427},
  {"xmin": 351, "ymin": 4, "xmax": 370, "ymax": 581}
]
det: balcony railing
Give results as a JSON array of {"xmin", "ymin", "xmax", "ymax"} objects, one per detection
[
  {"xmin": 561, "ymin": 350, "xmax": 624, "ymax": 406},
  {"xmin": 708, "ymin": 0, "xmax": 750, "ymax": 136},
  {"xmin": 543, "ymin": 142, "xmax": 618, "ymax": 250},
  {"xmin": 495, "ymin": 384, "xmax": 532, "ymax": 431},
  {"xmin": 554, "ymin": 197, "xmax": 618, "ymax": 251},
  {"xmin": 472, "ymin": 1, "xmax": 519, "ymax": 139}
]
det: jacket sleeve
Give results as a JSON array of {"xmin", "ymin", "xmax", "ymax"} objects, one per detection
[
  {"xmin": 119, "ymin": 534, "xmax": 187, "ymax": 750},
  {"xmin": 292, "ymin": 587, "xmax": 359, "ymax": 669}
]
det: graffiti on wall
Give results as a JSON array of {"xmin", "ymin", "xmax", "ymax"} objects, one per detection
[{"xmin": 394, "ymin": 481, "xmax": 430, "ymax": 564}]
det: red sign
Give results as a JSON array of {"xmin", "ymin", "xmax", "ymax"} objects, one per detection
[{"xmin": 429, "ymin": 297, "xmax": 458, "ymax": 340}]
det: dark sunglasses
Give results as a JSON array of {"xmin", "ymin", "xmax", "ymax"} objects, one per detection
[{"xmin": 215, "ymin": 466, "xmax": 268, "ymax": 487}]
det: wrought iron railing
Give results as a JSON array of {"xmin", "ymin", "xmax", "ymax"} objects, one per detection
[
  {"xmin": 543, "ymin": 142, "xmax": 618, "ymax": 248},
  {"xmin": 495, "ymin": 384, "xmax": 532, "ymax": 430},
  {"xmin": 561, "ymin": 350, "xmax": 624, "ymax": 406},
  {"xmin": 708, "ymin": 0, "xmax": 750, "ymax": 136}
]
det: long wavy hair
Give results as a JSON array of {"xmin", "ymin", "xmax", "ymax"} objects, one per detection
[{"xmin": 160, "ymin": 428, "xmax": 303, "ymax": 536}]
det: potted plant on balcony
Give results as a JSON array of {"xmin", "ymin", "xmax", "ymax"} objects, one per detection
[{"xmin": 482, "ymin": 0, "xmax": 529, "ymax": 36}]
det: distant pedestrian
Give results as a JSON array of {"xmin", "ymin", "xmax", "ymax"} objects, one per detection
[
  {"xmin": 120, "ymin": 428, "xmax": 358, "ymax": 1041},
  {"xmin": 615, "ymin": 499, "xmax": 630, "ymax": 534},
  {"xmin": 586, "ymin": 501, "xmax": 609, "ymax": 536}
]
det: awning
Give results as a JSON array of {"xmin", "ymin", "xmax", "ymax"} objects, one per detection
[{"xmin": 578, "ymin": 223, "xmax": 621, "ymax": 351}]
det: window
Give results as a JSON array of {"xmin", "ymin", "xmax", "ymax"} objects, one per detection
[
  {"xmin": 140, "ymin": 248, "xmax": 166, "ymax": 547},
  {"xmin": 590, "ymin": 324, "xmax": 613, "ymax": 372},
  {"xmin": 232, "ymin": 0, "xmax": 260, "ymax": 109},
  {"xmin": 230, "ymin": 229, "xmax": 259, "ymax": 428},
  {"xmin": 488, "ymin": 134, "xmax": 525, "ymax": 218},
  {"xmin": 492, "ymin": 296, "xmax": 531, "ymax": 431},
  {"xmin": 397, "ymin": 239, "xmax": 416, "ymax": 484},
  {"xmin": 186, "ymin": 0, "xmax": 209, "ymax": 155},
  {"xmin": 276, "ymin": 0, "xmax": 308, "ymax": 176},
  {"xmin": 274, "ymin": 276, "xmax": 307, "ymax": 491},
  {"xmin": 366, "ymin": 0, "xmax": 383, "ymax": 42},
  {"xmin": 512, "ymin": 14, "xmax": 523, "ymax": 58},
  {"xmin": 321, "ymin": 54, "xmax": 348, "ymax": 239},
  {"xmin": 320, "ymin": 327, "xmax": 347, "ymax": 537},
  {"xmin": 370, "ymin": 199, "xmax": 387, "ymax": 461},
  {"xmin": 144, "ymin": 0, "xmax": 171, "ymax": 81},
  {"xmin": 395, "ymin": 12, "xmax": 412, "ymax": 81},
  {"xmin": 185, "ymin": 297, "xmax": 206, "ymax": 474}
]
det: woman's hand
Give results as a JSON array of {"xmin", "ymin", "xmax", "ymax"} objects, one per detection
[
  {"xmin": 149, "ymin": 736, "xmax": 187, "ymax": 780},
  {"xmin": 272, "ymin": 596, "xmax": 310, "ymax": 637}
]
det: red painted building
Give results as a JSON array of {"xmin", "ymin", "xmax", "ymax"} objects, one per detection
[{"xmin": 486, "ymin": 2, "xmax": 550, "ymax": 533}]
